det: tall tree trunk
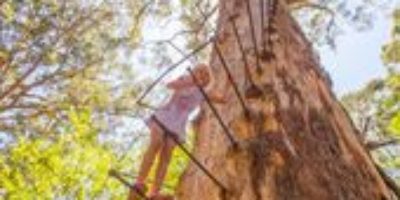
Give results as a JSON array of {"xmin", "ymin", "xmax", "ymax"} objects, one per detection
[{"xmin": 176, "ymin": 0, "xmax": 391, "ymax": 199}]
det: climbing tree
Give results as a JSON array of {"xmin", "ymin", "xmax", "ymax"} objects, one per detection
[
  {"xmin": 1, "ymin": 0, "xmax": 397, "ymax": 199},
  {"xmin": 175, "ymin": 0, "xmax": 391, "ymax": 199}
]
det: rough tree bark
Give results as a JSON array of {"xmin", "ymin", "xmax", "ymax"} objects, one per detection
[{"xmin": 176, "ymin": 0, "xmax": 391, "ymax": 199}]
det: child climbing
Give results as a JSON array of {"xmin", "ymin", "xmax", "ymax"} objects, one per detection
[{"xmin": 129, "ymin": 64, "xmax": 226, "ymax": 200}]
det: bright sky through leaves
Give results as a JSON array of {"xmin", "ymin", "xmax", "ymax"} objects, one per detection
[{"xmin": 320, "ymin": 3, "xmax": 397, "ymax": 96}]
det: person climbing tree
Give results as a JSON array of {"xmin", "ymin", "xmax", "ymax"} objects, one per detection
[{"xmin": 129, "ymin": 63, "xmax": 226, "ymax": 200}]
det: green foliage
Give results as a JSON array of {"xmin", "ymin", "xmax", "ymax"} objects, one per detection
[
  {"xmin": 392, "ymin": 9, "xmax": 400, "ymax": 36},
  {"xmin": 343, "ymin": 7, "xmax": 400, "ymax": 185},
  {"xmin": 293, "ymin": 0, "xmax": 392, "ymax": 48},
  {"xmin": 345, "ymin": 9, "xmax": 400, "ymax": 138},
  {"xmin": 384, "ymin": 74, "xmax": 400, "ymax": 136},
  {"xmin": 162, "ymin": 128, "xmax": 194, "ymax": 194},
  {"xmin": 0, "ymin": 1, "xmax": 200, "ymax": 198},
  {"xmin": 382, "ymin": 9, "xmax": 400, "ymax": 67},
  {"xmin": 0, "ymin": 2, "xmax": 15, "ymax": 23},
  {"xmin": 388, "ymin": 112, "xmax": 400, "ymax": 136},
  {"xmin": 380, "ymin": 8, "xmax": 400, "ymax": 136},
  {"xmin": 0, "ymin": 0, "xmax": 147, "ymax": 137},
  {"xmin": 342, "ymin": 65, "xmax": 400, "ymax": 185},
  {"xmin": 382, "ymin": 40, "xmax": 400, "ymax": 65},
  {"xmin": 0, "ymin": 108, "xmax": 126, "ymax": 199}
]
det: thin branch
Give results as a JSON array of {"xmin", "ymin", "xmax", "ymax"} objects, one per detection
[
  {"xmin": 290, "ymin": 3, "xmax": 335, "ymax": 15},
  {"xmin": 2, "ymin": 9, "xmax": 97, "ymax": 79},
  {"xmin": 0, "ymin": 51, "xmax": 46, "ymax": 103},
  {"xmin": 362, "ymin": 116, "xmax": 372, "ymax": 135},
  {"xmin": 365, "ymin": 139, "xmax": 399, "ymax": 150},
  {"xmin": 135, "ymin": 0, "xmax": 155, "ymax": 23},
  {"xmin": 166, "ymin": 40, "xmax": 198, "ymax": 64},
  {"xmin": 141, "ymin": 4, "xmax": 218, "ymax": 48},
  {"xmin": 0, "ymin": 10, "xmax": 110, "ymax": 103},
  {"xmin": 0, "ymin": 57, "xmax": 101, "ymax": 112},
  {"xmin": 291, "ymin": 2, "xmax": 336, "ymax": 46}
]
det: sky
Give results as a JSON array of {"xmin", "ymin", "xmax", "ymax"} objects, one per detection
[
  {"xmin": 318, "ymin": 8, "xmax": 393, "ymax": 96},
  {"xmin": 134, "ymin": 1, "xmax": 397, "ymax": 99}
]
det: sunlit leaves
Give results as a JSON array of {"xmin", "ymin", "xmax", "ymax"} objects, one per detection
[
  {"xmin": 393, "ymin": 9, "xmax": 400, "ymax": 36},
  {"xmin": 343, "ymin": 7, "xmax": 400, "ymax": 184},
  {"xmin": 380, "ymin": 10, "xmax": 400, "ymax": 136},
  {"xmin": 293, "ymin": 0, "xmax": 394, "ymax": 48},
  {"xmin": 0, "ymin": 2, "xmax": 15, "ymax": 23},
  {"xmin": 387, "ymin": 74, "xmax": 400, "ymax": 88},
  {"xmin": 0, "ymin": 108, "xmax": 125, "ymax": 199},
  {"xmin": 0, "ymin": 0, "xmax": 207, "ymax": 199},
  {"xmin": 382, "ymin": 40, "xmax": 400, "ymax": 65},
  {"xmin": 381, "ymin": 9, "xmax": 400, "ymax": 68},
  {"xmin": 0, "ymin": 0, "xmax": 143, "ymax": 138},
  {"xmin": 388, "ymin": 112, "xmax": 400, "ymax": 136},
  {"xmin": 64, "ymin": 69, "xmax": 112, "ymax": 111}
]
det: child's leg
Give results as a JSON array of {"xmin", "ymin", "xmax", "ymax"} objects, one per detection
[
  {"xmin": 149, "ymin": 137, "xmax": 176, "ymax": 195},
  {"xmin": 129, "ymin": 120, "xmax": 164, "ymax": 200},
  {"xmin": 136, "ymin": 120, "xmax": 164, "ymax": 184}
]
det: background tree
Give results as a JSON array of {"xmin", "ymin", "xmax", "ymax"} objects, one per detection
[
  {"xmin": 0, "ymin": 0, "xmax": 153, "ymax": 198},
  {"xmin": 342, "ymin": 8, "xmax": 400, "ymax": 184}
]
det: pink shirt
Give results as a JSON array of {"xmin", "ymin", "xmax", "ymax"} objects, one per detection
[{"xmin": 153, "ymin": 84, "xmax": 203, "ymax": 137}]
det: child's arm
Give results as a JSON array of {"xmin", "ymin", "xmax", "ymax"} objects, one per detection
[
  {"xmin": 206, "ymin": 90, "xmax": 227, "ymax": 104},
  {"xmin": 166, "ymin": 75, "xmax": 194, "ymax": 90},
  {"xmin": 200, "ymin": 75, "xmax": 226, "ymax": 104}
]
